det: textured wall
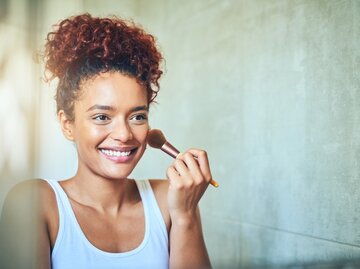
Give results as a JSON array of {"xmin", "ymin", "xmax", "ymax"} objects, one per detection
[{"xmin": 132, "ymin": 0, "xmax": 360, "ymax": 268}]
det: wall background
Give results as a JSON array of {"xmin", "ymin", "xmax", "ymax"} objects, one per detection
[{"xmin": 0, "ymin": 0, "xmax": 359, "ymax": 268}]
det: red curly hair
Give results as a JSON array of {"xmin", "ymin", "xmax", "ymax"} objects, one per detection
[{"xmin": 44, "ymin": 13, "xmax": 163, "ymax": 120}]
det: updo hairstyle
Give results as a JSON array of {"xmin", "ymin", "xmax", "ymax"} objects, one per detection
[{"xmin": 44, "ymin": 13, "xmax": 163, "ymax": 120}]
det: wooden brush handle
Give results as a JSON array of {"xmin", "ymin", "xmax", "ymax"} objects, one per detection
[{"xmin": 209, "ymin": 179, "xmax": 219, "ymax": 188}]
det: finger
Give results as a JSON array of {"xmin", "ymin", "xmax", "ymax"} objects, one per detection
[
  {"xmin": 181, "ymin": 152, "xmax": 204, "ymax": 184},
  {"xmin": 173, "ymin": 158, "xmax": 190, "ymax": 178},
  {"xmin": 166, "ymin": 166, "xmax": 181, "ymax": 180},
  {"xmin": 186, "ymin": 148, "xmax": 212, "ymax": 182},
  {"xmin": 166, "ymin": 166, "xmax": 188, "ymax": 190}
]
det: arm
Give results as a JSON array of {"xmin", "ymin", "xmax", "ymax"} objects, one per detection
[
  {"xmin": 0, "ymin": 179, "xmax": 51, "ymax": 269},
  {"xmin": 169, "ymin": 206, "xmax": 210, "ymax": 269},
  {"xmin": 167, "ymin": 149, "xmax": 212, "ymax": 269}
]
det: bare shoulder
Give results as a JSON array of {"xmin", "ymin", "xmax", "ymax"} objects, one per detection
[
  {"xmin": 149, "ymin": 179, "xmax": 171, "ymax": 232},
  {"xmin": 1, "ymin": 179, "xmax": 58, "ymax": 225},
  {"xmin": 0, "ymin": 179, "xmax": 53, "ymax": 268},
  {"xmin": 149, "ymin": 179, "xmax": 169, "ymax": 205},
  {"xmin": 149, "ymin": 179, "xmax": 169, "ymax": 194},
  {"xmin": 4, "ymin": 179, "xmax": 54, "ymax": 205},
  {"xmin": 3, "ymin": 179, "xmax": 48, "ymax": 207}
]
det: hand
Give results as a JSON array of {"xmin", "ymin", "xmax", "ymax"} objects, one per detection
[{"xmin": 166, "ymin": 148, "xmax": 212, "ymax": 224}]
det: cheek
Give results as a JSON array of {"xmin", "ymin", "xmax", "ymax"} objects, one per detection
[
  {"xmin": 133, "ymin": 125, "xmax": 149, "ymax": 143},
  {"xmin": 74, "ymin": 120, "xmax": 110, "ymax": 143},
  {"xmin": 88, "ymin": 126, "xmax": 107, "ymax": 137}
]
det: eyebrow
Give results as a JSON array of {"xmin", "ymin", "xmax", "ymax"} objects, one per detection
[{"xmin": 86, "ymin": 104, "xmax": 149, "ymax": 112}]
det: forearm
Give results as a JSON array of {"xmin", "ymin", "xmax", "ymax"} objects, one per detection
[{"xmin": 169, "ymin": 209, "xmax": 211, "ymax": 269}]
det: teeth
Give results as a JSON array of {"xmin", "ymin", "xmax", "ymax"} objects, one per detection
[{"xmin": 101, "ymin": 149, "xmax": 132, "ymax": 157}]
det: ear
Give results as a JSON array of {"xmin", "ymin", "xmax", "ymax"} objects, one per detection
[{"xmin": 58, "ymin": 110, "xmax": 75, "ymax": 141}]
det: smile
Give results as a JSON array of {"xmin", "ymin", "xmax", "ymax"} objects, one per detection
[
  {"xmin": 100, "ymin": 149, "xmax": 132, "ymax": 157},
  {"xmin": 98, "ymin": 147, "xmax": 139, "ymax": 163}
]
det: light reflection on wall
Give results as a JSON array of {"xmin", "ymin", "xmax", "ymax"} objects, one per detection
[
  {"xmin": 0, "ymin": 0, "xmax": 39, "ymax": 207},
  {"xmin": 0, "ymin": 45, "xmax": 35, "ymax": 173},
  {"xmin": 0, "ymin": 77, "xmax": 29, "ymax": 174}
]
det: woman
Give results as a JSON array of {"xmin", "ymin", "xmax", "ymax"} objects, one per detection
[{"xmin": 0, "ymin": 13, "xmax": 212, "ymax": 269}]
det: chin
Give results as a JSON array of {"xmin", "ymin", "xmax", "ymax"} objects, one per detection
[{"xmin": 105, "ymin": 161, "xmax": 141, "ymax": 180}]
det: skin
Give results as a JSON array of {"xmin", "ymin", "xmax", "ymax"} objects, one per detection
[{"xmin": 0, "ymin": 71, "xmax": 212, "ymax": 269}]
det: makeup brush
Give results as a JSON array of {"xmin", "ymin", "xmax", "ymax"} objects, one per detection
[{"xmin": 147, "ymin": 129, "xmax": 219, "ymax": 188}]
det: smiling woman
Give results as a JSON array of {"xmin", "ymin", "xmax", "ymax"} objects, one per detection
[
  {"xmin": 61, "ymin": 72, "xmax": 150, "ymax": 180},
  {"xmin": 0, "ymin": 13, "xmax": 213, "ymax": 269}
]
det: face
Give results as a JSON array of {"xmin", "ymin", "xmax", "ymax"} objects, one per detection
[{"xmin": 60, "ymin": 71, "xmax": 149, "ymax": 180}]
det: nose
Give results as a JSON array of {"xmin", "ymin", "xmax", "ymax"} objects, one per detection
[{"xmin": 111, "ymin": 120, "xmax": 133, "ymax": 142}]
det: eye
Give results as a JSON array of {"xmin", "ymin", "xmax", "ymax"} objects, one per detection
[
  {"xmin": 92, "ymin": 114, "xmax": 110, "ymax": 122},
  {"xmin": 130, "ymin": 113, "xmax": 148, "ymax": 123}
]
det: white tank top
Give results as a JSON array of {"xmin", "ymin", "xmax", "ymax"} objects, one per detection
[{"xmin": 45, "ymin": 179, "xmax": 169, "ymax": 269}]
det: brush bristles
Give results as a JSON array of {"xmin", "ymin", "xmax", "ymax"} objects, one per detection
[{"xmin": 147, "ymin": 129, "xmax": 166, "ymax": 149}]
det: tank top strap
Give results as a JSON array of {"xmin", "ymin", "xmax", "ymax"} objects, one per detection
[
  {"xmin": 42, "ymin": 179, "xmax": 68, "ymax": 257},
  {"xmin": 135, "ymin": 180, "xmax": 168, "ymax": 242}
]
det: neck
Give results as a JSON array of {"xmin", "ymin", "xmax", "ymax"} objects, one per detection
[{"xmin": 62, "ymin": 166, "xmax": 138, "ymax": 214}]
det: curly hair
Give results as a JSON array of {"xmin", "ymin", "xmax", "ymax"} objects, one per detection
[{"xmin": 44, "ymin": 13, "xmax": 163, "ymax": 120}]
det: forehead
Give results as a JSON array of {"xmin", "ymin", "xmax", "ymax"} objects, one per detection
[{"xmin": 77, "ymin": 72, "xmax": 147, "ymax": 109}]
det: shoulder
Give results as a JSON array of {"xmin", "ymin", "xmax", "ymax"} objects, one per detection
[
  {"xmin": 3, "ymin": 179, "xmax": 49, "ymax": 208},
  {"xmin": 1, "ymin": 179, "xmax": 58, "ymax": 226},
  {"xmin": 148, "ymin": 179, "xmax": 169, "ymax": 204},
  {"xmin": 3, "ymin": 179, "xmax": 55, "ymax": 207},
  {"xmin": 0, "ymin": 179, "xmax": 49, "ymax": 239},
  {"xmin": 148, "ymin": 179, "xmax": 171, "ymax": 232},
  {"xmin": 0, "ymin": 179, "xmax": 54, "ymax": 268},
  {"xmin": 149, "ymin": 179, "xmax": 169, "ymax": 194}
]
